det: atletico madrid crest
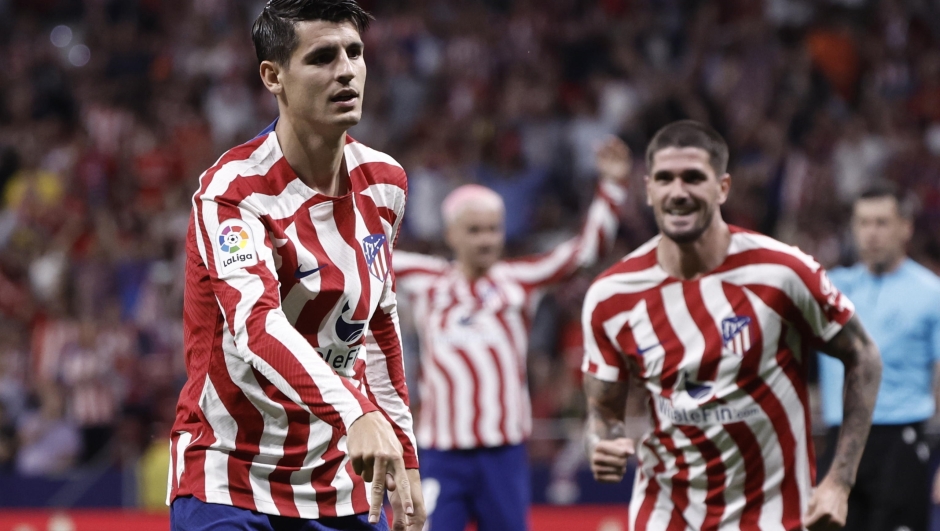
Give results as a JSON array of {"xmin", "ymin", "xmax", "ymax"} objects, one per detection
[
  {"xmin": 362, "ymin": 233, "xmax": 391, "ymax": 282},
  {"xmin": 722, "ymin": 315, "xmax": 752, "ymax": 356}
]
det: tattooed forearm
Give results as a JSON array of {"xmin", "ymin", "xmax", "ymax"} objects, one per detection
[
  {"xmin": 819, "ymin": 315, "xmax": 882, "ymax": 488},
  {"xmin": 584, "ymin": 374, "xmax": 630, "ymax": 451}
]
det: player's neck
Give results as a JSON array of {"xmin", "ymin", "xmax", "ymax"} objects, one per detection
[
  {"xmin": 457, "ymin": 260, "xmax": 489, "ymax": 281},
  {"xmin": 657, "ymin": 219, "xmax": 731, "ymax": 280},
  {"xmin": 275, "ymin": 117, "xmax": 349, "ymax": 196}
]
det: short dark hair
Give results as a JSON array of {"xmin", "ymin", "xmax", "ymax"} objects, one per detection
[
  {"xmin": 857, "ymin": 181, "xmax": 915, "ymax": 219},
  {"xmin": 252, "ymin": 0, "xmax": 373, "ymax": 66},
  {"xmin": 645, "ymin": 120, "xmax": 729, "ymax": 175}
]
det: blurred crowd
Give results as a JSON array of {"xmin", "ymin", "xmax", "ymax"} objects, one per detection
[{"xmin": 1, "ymin": 0, "xmax": 940, "ymax": 499}]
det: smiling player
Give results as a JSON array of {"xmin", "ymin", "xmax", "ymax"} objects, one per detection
[
  {"xmin": 581, "ymin": 120, "xmax": 882, "ymax": 531},
  {"xmin": 393, "ymin": 137, "xmax": 630, "ymax": 531},
  {"xmin": 168, "ymin": 2, "xmax": 424, "ymax": 530}
]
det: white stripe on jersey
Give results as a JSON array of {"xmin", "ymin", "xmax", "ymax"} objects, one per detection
[
  {"xmin": 583, "ymin": 228, "xmax": 854, "ymax": 530},
  {"xmin": 396, "ymin": 182, "xmax": 626, "ymax": 450},
  {"xmin": 172, "ymin": 133, "xmax": 417, "ymax": 518}
]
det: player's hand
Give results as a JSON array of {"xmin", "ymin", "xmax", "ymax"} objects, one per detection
[
  {"xmin": 347, "ymin": 411, "xmax": 413, "ymax": 525},
  {"xmin": 589, "ymin": 437, "xmax": 634, "ymax": 483},
  {"xmin": 595, "ymin": 136, "xmax": 631, "ymax": 185},
  {"xmin": 388, "ymin": 468, "xmax": 426, "ymax": 531},
  {"xmin": 804, "ymin": 476, "xmax": 850, "ymax": 531}
]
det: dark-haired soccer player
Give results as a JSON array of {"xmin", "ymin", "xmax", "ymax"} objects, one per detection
[
  {"xmin": 168, "ymin": 2, "xmax": 425, "ymax": 530},
  {"xmin": 581, "ymin": 120, "xmax": 882, "ymax": 530}
]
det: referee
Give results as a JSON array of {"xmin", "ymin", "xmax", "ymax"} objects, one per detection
[{"xmin": 818, "ymin": 183, "xmax": 940, "ymax": 531}]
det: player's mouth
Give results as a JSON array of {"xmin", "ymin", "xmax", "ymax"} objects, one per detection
[{"xmin": 330, "ymin": 89, "xmax": 359, "ymax": 109}]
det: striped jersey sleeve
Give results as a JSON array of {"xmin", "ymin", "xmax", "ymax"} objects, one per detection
[
  {"xmin": 501, "ymin": 180, "xmax": 627, "ymax": 289},
  {"xmin": 191, "ymin": 140, "xmax": 376, "ymax": 432},
  {"xmin": 171, "ymin": 133, "xmax": 417, "ymax": 519},
  {"xmin": 361, "ymin": 180, "xmax": 419, "ymax": 468},
  {"xmin": 579, "ymin": 227, "xmax": 857, "ymax": 530}
]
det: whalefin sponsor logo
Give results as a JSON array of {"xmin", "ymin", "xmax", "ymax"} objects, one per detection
[
  {"xmin": 721, "ymin": 315, "xmax": 752, "ymax": 356},
  {"xmin": 654, "ymin": 395, "xmax": 763, "ymax": 426},
  {"xmin": 214, "ymin": 219, "xmax": 259, "ymax": 275}
]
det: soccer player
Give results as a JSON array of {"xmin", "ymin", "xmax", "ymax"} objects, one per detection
[
  {"xmin": 817, "ymin": 183, "xmax": 940, "ymax": 531},
  {"xmin": 392, "ymin": 137, "xmax": 631, "ymax": 530},
  {"xmin": 167, "ymin": 2, "xmax": 425, "ymax": 530},
  {"xmin": 581, "ymin": 120, "xmax": 882, "ymax": 531}
]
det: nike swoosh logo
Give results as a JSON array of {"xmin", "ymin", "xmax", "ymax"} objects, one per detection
[
  {"xmin": 637, "ymin": 343, "xmax": 660, "ymax": 355},
  {"xmin": 295, "ymin": 264, "xmax": 328, "ymax": 279}
]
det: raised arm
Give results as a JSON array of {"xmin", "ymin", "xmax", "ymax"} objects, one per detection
[
  {"xmin": 806, "ymin": 315, "xmax": 881, "ymax": 530},
  {"xmin": 502, "ymin": 137, "xmax": 630, "ymax": 289}
]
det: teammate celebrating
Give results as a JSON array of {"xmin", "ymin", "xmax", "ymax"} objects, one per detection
[
  {"xmin": 393, "ymin": 138, "xmax": 630, "ymax": 531},
  {"xmin": 581, "ymin": 120, "xmax": 882, "ymax": 530},
  {"xmin": 168, "ymin": 2, "xmax": 424, "ymax": 530}
]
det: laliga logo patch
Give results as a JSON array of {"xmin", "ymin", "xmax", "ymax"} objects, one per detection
[
  {"xmin": 215, "ymin": 219, "xmax": 259, "ymax": 276},
  {"xmin": 362, "ymin": 233, "xmax": 391, "ymax": 282}
]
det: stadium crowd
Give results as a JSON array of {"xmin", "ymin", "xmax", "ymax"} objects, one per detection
[{"xmin": 1, "ymin": 0, "xmax": 939, "ymax": 503}]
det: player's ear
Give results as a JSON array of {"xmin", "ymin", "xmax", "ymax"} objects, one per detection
[
  {"xmin": 644, "ymin": 175, "xmax": 652, "ymax": 206},
  {"xmin": 717, "ymin": 173, "xmax": 731, "ymax": 205},
  {"xmin": 259, "ymin": 60, "xmax": 284, "ymax": 96}
]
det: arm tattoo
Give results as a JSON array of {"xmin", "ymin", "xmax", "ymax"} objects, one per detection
[
  {"xmin": 583, "ymin": 374, "xmax": 630, "ymax": 453},
  {"xmin": 819, "ymin": 314, "xmax": 883, "ymax": 488}
]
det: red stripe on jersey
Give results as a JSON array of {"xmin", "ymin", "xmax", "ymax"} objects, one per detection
[
  {"xmin": 453, "ymin": 348, "xmax": 484, "ymax": 444},
  {"xmin": 724, "ymin": 283, "xmax": 803, "ymax": 528},
  {"xmin": 683, "ymin": 282, "xmax": 723, "ymax": 382},
  {"xmin": 633, "ymin": 445, "xmax": 665, "ymax": 531},
  {"xmin": 645, "ymin": 289, "xmax": 684, "ymax": 398},
  {"xmin": 676, "ymin": 425, "xmax": 727, "ymax": 528},
  {"xmin": 333, "ymin": 197, "xmax": 372, "ymax": 322},
  {"xmin": 720, "ymin": 283, "xmax": 766, "ymax": 529},
  {"xmin": 776, "ymin": 329, "xmax": 817, "ymax": 484},
  {"xmin": 485, "ymin": 346, "xmax": 510, "ymax": 442},
  {"xmin": 656, "ymin": 434, "xmax": 691, "ymax": 531},
  {"xmin": 256, "ymin": 370, "xmax": 311, "ymax": 518},
  {"xmin": 311, "ymin": 429, "xmax": 345, "ymax": 518},
  {"xmin": 722, "ymin": 422, "xmax": 765, "ymax": 529}
]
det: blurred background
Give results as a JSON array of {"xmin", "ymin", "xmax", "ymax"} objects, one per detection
[{"xmin": 1, "ymin": 0, "xmax": 940, "ymax": 529}]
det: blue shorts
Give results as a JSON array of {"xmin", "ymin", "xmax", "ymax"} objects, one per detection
[
  {"xmin": 419, "ymin": 444, "xmax": 529, "ymax": 531},
  {"xmin": 170, "ymin": 496, "xmax": 389, "ymax": 531}
]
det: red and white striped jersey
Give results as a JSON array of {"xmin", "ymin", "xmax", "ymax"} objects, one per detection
[
  {"xmin": 168, "ymin": 131, "xmax": 417, "ymax": 519},
  {"xmin": 582, "ymin": 227, "xmax": 854, "ymax": 531},
  {"xmin": 395, "ymin": 181, "xmax": 627, "ymax": 450}
]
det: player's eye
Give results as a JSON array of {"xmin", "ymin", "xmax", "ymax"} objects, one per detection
[
  {"xmin": 682, "ymin": 170, "xmax": 707, "ymax": 183},
  {"xmin": 652, "ymin": 171, "xmax": 673, "ymax": 182},
  {"xmin": 347, "ymin": 45, "xmax": 363, "ymax": 59}
]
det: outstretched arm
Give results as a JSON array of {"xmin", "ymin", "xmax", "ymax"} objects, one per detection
[
  {"xmin": 806, "ymin": 315, "xmax": 882, "ymax": 531},
  {"xmin": 584, "ymin": 374, "xmax": 634, "ymax": 483},
  {"xmin": 503, "ymin": 137, "xmax": 630, "ymax": 289}
]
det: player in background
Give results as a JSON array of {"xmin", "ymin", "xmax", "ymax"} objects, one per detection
[
  {"xmin": 817, "ymin": 183, "xmax": 940, "ymax": 531},
  {"xmin": 168, "ymin": 1, "xmax": 425, "ymax": 530},
  {"xmin": 581, "ymin": 120, "xmax": 882, "ymax": 531},
  {"xmin": 392, "ymin": 137, "xmax": 631, "ymax": 530}
]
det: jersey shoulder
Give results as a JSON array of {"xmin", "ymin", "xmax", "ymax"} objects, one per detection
[
  {"xmin": 595, "ymin": 234, "xmax": 661, "ymax": 282},
  {"xmin": 727, "ymin": 226, "xmax": 822, "ymax": 273},
  {"xmin": 196, "ymin": 133, "xmax": 281, "ymax": 203},
  {"xmin": 345, "ymin": 136, "xmax": 407, "ymax": 191}
]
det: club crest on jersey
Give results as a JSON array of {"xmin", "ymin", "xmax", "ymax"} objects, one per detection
[
  {"xmin": 214, "ymin": 219, "xmax": 259, "ymax": 276},
  {"xmin": 362, "ymin": 233, "xmax": 391, "ymax": 282},
  {"xmin": 722, "ymin": 315, "xmax": 752, "ymax": 356}
]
